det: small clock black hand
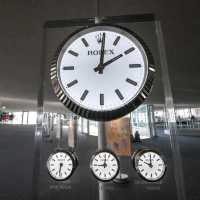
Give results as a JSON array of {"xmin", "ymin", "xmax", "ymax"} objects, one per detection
[
  {"xmin": 59, "ymin": 163, "xmax": 63, "ymax": 176},
  {"xmin": 143, "ymin": 161, "xmax": 151, "ymax": 166},
  {"xmin": 96, "ymin": 164, "xmax": 105, "ymax": 167},
  {"xmin": 150, "ymin": 154, "xmax": 152, "ymax": 166},
  {"xmin": 94, "ymin": 54, "xmax": 123, "ymax": 73},
  {"xmin": 103, "ymin": 156, "xmax": 107, "ymax": 168}
]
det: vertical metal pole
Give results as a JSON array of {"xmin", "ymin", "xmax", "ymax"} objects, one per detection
[
  {"xmin": 81, "ymin": 117, "xmax": 84, "ymax": 133},
  {"xmin": 147, "ymin": 105, "xmax": 156, "ymax": 137},
  {"xmin": 98, "ymin": 121, "xmax": 106, "ymax": 200},
  {"xmin": 87, "ymin": 119, "xmax": 90, "ymax": 135},
  {"xmin": 155, "ymin": 21, "xmax": 186, "ymax": 200},
  {"xmin": 56, "ymin": 114, "xmax": 62, "ymax": 148},
  {"xmin": 32, "ymin": 27, "xmax": 47, "ymax": 200}
]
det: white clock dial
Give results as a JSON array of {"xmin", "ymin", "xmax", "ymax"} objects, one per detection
[
  {"xmin": 90, "ymin": 150, "xmax": 119, "ymax": 182},
  {"xmin": 47, "ymin": 151, "xmax": 75, "ymax": 181},
  {"xmin": 51, "ymin": 25, "xmax": 155, "ymax": 121},
  {"xmin": 134, "ymin": 150, "xmax": 166, "ymax": 181}
]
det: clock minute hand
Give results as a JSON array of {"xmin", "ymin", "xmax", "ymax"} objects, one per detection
[
  {"xmin": 100, "ymin": 32, "xmax": 106, "ymax": 66},
  {"xmin": 94, "ymin": 54, "xmax": 123, "ymax": 73},
  {"xmin": 96, "ymin": 32, "xmax": 106, "ymax": 74}
]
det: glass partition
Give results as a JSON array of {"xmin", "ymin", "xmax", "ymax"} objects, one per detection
[{"xmin": 32, "ymin": 15, "xmax": 186, "ymax": 200}]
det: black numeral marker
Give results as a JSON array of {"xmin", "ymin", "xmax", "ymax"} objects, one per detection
[
  {"xmin": 126, "ymin": 78, "xmax": 137, "ymax": 86},
  {"xmin": 67, "ymin": 80, "xmax": 78, "ymax": 88},
  {"xmin": 115, "ymin": 89, "xmax": 124, "ymax": 100},
  {"xmin": 80, "ymin": 89, "xmax": 89, "ymax": 101},
  {"xmin": 81, "ymin": 38, "xmax": 89, "ymax": 47},
  {"xmin": 129, "ymin": 64, "xmax": 141, "ymax": 68},
  {"xmin": 100, "ymin": 94, "xmax": 104, "ymax": 105},
  {"xmin": 63, "ymin": 66, "xmax": 74, "ymax": 70},
  {"xmin": 124, "ymin": 47, "xmax": 135, "ymax": 55},
  {"xmin": 113, "ymin": 36, "xmax": 120, "ymax": 46},
  {"xmin": 68, "ymin": 50, "xmax": 79, "ymax": 57}
]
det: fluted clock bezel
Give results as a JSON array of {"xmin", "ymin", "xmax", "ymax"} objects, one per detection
[{"xmin": 50, "ymin": 24, "xmax": 155, "ymax": 121}]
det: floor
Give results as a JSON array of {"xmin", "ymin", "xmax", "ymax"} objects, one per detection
[{"xmin": 0, "ymin": 125, "xmax": 199, "ymax": 200}]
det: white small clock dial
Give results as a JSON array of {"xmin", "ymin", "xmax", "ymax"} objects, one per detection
[
  {"xmin": 90, "ymin": 150, "xmax": 119, "ymax": 182},
  {"xmin": 51, "ymin": 24, "xmax": 155, "ymax": 121},
  {"xmin": 47, "ymin": 151, "xmax": 76, "ymax": 181},
  {"xmin": 133, "ymin": 149, "xmax": 166, "ymax": 181}
]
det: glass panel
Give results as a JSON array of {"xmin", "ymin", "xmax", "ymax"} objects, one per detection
[
  {"xmin": 33, "ymin": 16, "xmax": 185, "ymax": 200},
  {"xmin": 23, "ymin": 112, "xmax": 28, "ymax": 125},
  {"xmin": 28, "ymin": 111, "xmax": 37, "ymax": 125}
]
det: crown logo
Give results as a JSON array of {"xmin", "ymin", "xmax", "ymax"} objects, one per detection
[{"xmin": 95, "ymin": 33, "xmax": 103, "ymax": 44}]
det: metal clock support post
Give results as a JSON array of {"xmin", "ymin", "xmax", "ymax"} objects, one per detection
[
  {"xmin": 95, "ymin": 1, "xmax": 107, "ymax": 198},
  {"xmin": 98, "ymin": 121, "xmax": 107, "ymax": 200}
]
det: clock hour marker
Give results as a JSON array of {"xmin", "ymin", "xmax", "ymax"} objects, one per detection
[
  {"xmin": 115, "ymin": 89, "xmax": 124, "ymax": 100},
  {"xmin": 124, "ymin": 47, "xmax": 135, "ymax": 55},
  {"xmin": 129, "ymin": 64, "xmax": 141, "ymax": 68},
  {"xmin": 113, "ymin": 36, "xmax": 120, "ymax": 46},
  {"xmin": 68, "ymin": 50, "xmax": 79, "ymax": 57},
  {"xmin": 63, "ymin": 66, "xmax": 74, "ymax": 70},
  {"xmin": 80, "ymin": 89, "xmax": 89, "ymax": 101},
  {"xmin": 126, "ymin": 78, "xmax": 137, "ymax": 86},
  {"xmin": 100, "ymin": 94, "xmax": 104, "ymax": 105},
  {"xmin": 67, "ymin": 80, "xmax": 78, "ymax": 88},
  {"xmin": 81, "ymin": 38, "xmax": 89, "ymax": 47}
]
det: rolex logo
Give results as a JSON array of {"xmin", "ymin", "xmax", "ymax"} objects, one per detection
[{"xmin": 95, "ymin": 33, "xmax": 103, "ymax": 44}]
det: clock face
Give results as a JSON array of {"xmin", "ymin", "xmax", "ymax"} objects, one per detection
[
  {"xmin": 47, "ymin": 151, "xmax": 76, "ymax": 181},
  {"xmin": 133, "ymin": 149, "xmax": 166, "ymax": 182},
  {"xmin": 90, "ymin": 150, "xmax": 119, "ymax": 182},
  {"xmin": 51, "ymin": 24, "xmax": 155, "ymax": 121}
]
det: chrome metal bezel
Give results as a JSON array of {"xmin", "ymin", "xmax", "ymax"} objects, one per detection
[
  {"xmin": 46, "ymin": 150, "xmax": 77, "ymax": 181},
  {"xmin": 89, "ymin": 149, "xmax": 120, "ymax": 182},
  {"xmin": 132, "ymin": 148, "xmax": 167, "ymax": 182},
  {"xmin": 50, "ymin": 24, "xmax": 156, "ymax": 121}
]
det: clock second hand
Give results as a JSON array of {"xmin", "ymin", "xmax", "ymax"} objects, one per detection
[{"xmin": 94, "ymin": 54, "xmax": 123, "ymax": 73}]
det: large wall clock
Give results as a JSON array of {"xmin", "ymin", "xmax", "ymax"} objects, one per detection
[{"xmin": 50, "ymin": 24, "xmax": 155, "ymax": 121}]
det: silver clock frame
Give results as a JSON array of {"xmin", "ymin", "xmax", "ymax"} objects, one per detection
[
  {"xmin": 50, "ymin": 24, "xmax": 156, "ymax": 121},
  {"xmin": 46, "ymin": 150, "xmax": 78, "ymax": 181},
  {"xmin": 132, "ymin": 148, "xmax": 167, "ymax": 182},
  {"xmin": 89, "ymin": 149, "xmax": 120, "ymax": 182}
]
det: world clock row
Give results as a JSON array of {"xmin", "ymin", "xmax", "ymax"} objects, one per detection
[{"xmin": 47, "ymin": 149, "xmax": 166, "ymax": 182}]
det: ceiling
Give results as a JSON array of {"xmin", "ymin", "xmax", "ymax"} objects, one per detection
[{"xmin": 0, "ymin": 0, "xmax": 199, "ymax": 112}]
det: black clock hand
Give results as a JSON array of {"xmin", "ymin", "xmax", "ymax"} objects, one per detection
[
  {"xmin": 95, "ymin": 164, "xmax": 105, "ymax": 167},
  {"xmin": 96, "ymin": 32, "xmax": 106, "ymax": 74},
  {"xmin": 142, "ymin": 161, "xmax": 152, "ymax": 167},
  {"xmin": 94, "ymin": 54, "xmax": 123, "ymax": 73},
  {"xmin": 59, "ymin": 163, "xmax": 63, "ymax": 176},
  {"xmin": 150, "ymin": 154, "xmax": 152, "ymax": 166},
  {"xmin": 100, "ymin": 33, "xmax": 105, "ymax": 66},
  {"xmin": 103, "ymin": 155, "xmax": 107, "ymax": 168}
]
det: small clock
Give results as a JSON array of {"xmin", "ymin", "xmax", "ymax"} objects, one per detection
[
  {"xmin": 47, "ymin": 151, "xmax": 77, "ymax": 181},
  {"xmin": 90, "ymin": 150, "xmax": 120, "ymax": 182},
  {"xmin": 132, "ymin": 149, "xmax": 166, "ymax": 182},
  {"xmin": 50, "ymin": 24, "xmax": 155, "ymax": 121}
]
